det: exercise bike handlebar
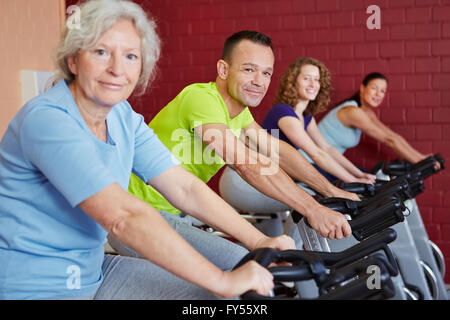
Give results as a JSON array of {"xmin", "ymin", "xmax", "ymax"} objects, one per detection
[
  {"xmin": 238, "ymin": 249, "xmax": 396, "ymax": 300},
  {"xmin": 235, "ymin": 228, "xmax": 398, "ymax": 286},
  {"xmin": 316, "ymin": 255, "xmax": 396, "ymax": 300},
  {"xmin": 383, "ymin": 153, "xmax": 445, "ymax": 178},
  {"xmin": 298, "ymin": 194, "xmax": 405, "ymax": 241},
  {"xmin": 334, "ymin": 180, "xmax": 389, "ymax": 197},
  {"xmin": 233, "ymin": 247, "xmax": 281, "ymax": 269},
  {"xmin": 336, "ymin": 156, "xmax": 438, "ymax": 200},
  {"xmin": 281, "ymin": 227, "xmax": 399, "ymax": 275},
  {"xmin": 348, "ymin": 198, "xmax": 405, "ymax": 241},
  {"xmin": 325, "ymin": 176, "xmax": 411, "ymax": 212},
  {"xmin": 318, "ymin": 170, "xmax": 425, "ymax": 213}
]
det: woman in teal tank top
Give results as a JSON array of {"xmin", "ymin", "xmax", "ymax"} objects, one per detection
[
  {"xmin": 317, "ymin": 99, "xmax": 361, "ymax": 155},
  {"xmin": 318, "ymin": 73, "xmax": 434, "ymax": 165}
]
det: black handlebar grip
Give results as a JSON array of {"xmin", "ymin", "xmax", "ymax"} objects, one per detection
[
  {"xmin": 412, "ymin": 154, "xmax": 444, "ymax": 179},
  {"xmin": 238, "ymin": 230, "xmax": 398, "ymax": 300},
  {"xmin": 384, "ymin": 159, "xmax": 413, "ymax": 176},
  {"xmin": 434, "ymin": 153, "xmax": 445, "ymax": 169},
  {"xmin": 304, "ymin": 196, "xmax": 404, "ymax": 241},
  {"xmin": 318, "ymin": 197, "xmax": 359, "ymax": 214},
  {"xmin": 331, "ymin": 229, "xmax": 399, "ymax": 276},
  {"xmin": 268, "ymin": 265, "xmax": 314, "ymax": 282},
  {"xmin": 240, "ymin": 290, "xmax": 273, "ymax": 300},
  {"xmin": 384, "ymin": 153, "xmax": 445, "ymax": 178},
  {"xmin": 349, "ymin": 199, "xmax": 405, "ymax": 241},
  {"xmin": 317, "ymin": 256, "xmax": 396, "ymax": 300},
  {"xmin": 233, "ymin": 247, "xmax": 280, "ymax": 270},
  {"xmin": 336, "ymin": 182, "xmax": 377, "ymax": 197},
  {"xmin": 279, "ymin": 228, "xmax": 398, "ymax": 277}
]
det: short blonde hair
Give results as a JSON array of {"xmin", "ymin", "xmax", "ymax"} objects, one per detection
[{"xmin": 54, "ymin": 0, "xmax": 160, "ymax": 96}]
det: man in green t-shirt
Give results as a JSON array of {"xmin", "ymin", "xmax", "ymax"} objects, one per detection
[
  {"xmin": 127, "ymin": 30, "xmax": 357, "ymax": 241},
  {"xmin": 129, "ymin": 82, "xmax": 256, "ymax": 214}
]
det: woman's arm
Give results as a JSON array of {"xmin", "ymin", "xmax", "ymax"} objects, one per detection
[
  {"xmin": 79, "ymin": 182, "xmax": 274, "ymax": 298},
  {"xmin": 341, "ymin": 107, "xmax": 428, "ymax": 163},
  {"xmin": 307, "ymin": 118, "xmax": 376, "ymax": 183},
  {"xmin": 326, "ymin": 146, "xmax": 376, "ymax": 183},
  {"xmin": 240, "ymin": 120, "xmax": 359, "ymax": 201},
  {"xmin": 278, "ymin": 116, "xmax": 366, "ymax": 183},
  {"xmin": 369, "ymin": 112, "xmax": 428, "ymax": 163}
]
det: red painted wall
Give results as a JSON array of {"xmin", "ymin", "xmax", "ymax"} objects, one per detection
[{"xmin": 67, "ymin": 0, "xmax": 450, "ymax": 282}]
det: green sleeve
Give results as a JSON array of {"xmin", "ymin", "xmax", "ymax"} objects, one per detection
[
  {"xmin": 178, "ymin": 89, "xmax": 228, "ymax": 131},
  {"xmin": 239, "ymin": 107, "xmax": 255, "ymax": 129}
]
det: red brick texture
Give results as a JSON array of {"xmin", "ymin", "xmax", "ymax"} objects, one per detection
[{"xmin": 66, "ymin": 0, "xmax": 450, "ymax": 282}]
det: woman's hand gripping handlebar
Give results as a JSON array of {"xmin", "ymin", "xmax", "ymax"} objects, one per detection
[{"xmin": 235, "ymin": 229, "xmax": 398, "ymax": 300}]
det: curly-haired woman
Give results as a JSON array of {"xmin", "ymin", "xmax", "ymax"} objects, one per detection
[{"xmin": 261, "ymin": 57, "xmax": 375, "ymax": 184}]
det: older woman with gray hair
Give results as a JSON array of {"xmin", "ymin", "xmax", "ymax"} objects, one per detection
[{"xmin": 0, "ymin": 0, "xmax": 294, "ymax": 299}]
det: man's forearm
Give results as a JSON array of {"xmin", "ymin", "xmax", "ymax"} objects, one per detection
[{"xmin": 232, "ymin": 161, "xmax": 322, "ymax": 219}]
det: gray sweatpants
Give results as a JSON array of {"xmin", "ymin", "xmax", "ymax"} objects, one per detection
[
  {"xmin": 107, "ymin": 210, "xmax": 248, "ymax": 271},
  {"xmin": 67, "ymin": 211, "xmax": 247, "ymax": 300}
]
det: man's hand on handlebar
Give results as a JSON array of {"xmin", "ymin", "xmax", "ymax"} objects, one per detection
[
  {"xmin": 307, "ymin": 206, "xmax": 352, "ymax": 240},
  {"xmin": 253, "ymin": 234, "xmax": 296, "ymax": 251},
  {"xmin": 329, "ymin": 188, "xmax": 361, "ymax": 202}
]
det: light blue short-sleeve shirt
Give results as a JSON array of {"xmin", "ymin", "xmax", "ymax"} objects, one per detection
[
  {"xmin": 0, "ymin": 79, "xmax": 179, "ymax": 299},
  {"xmin": 317, "ymin": 100, "xmax": 362, "ymax": 154}
]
